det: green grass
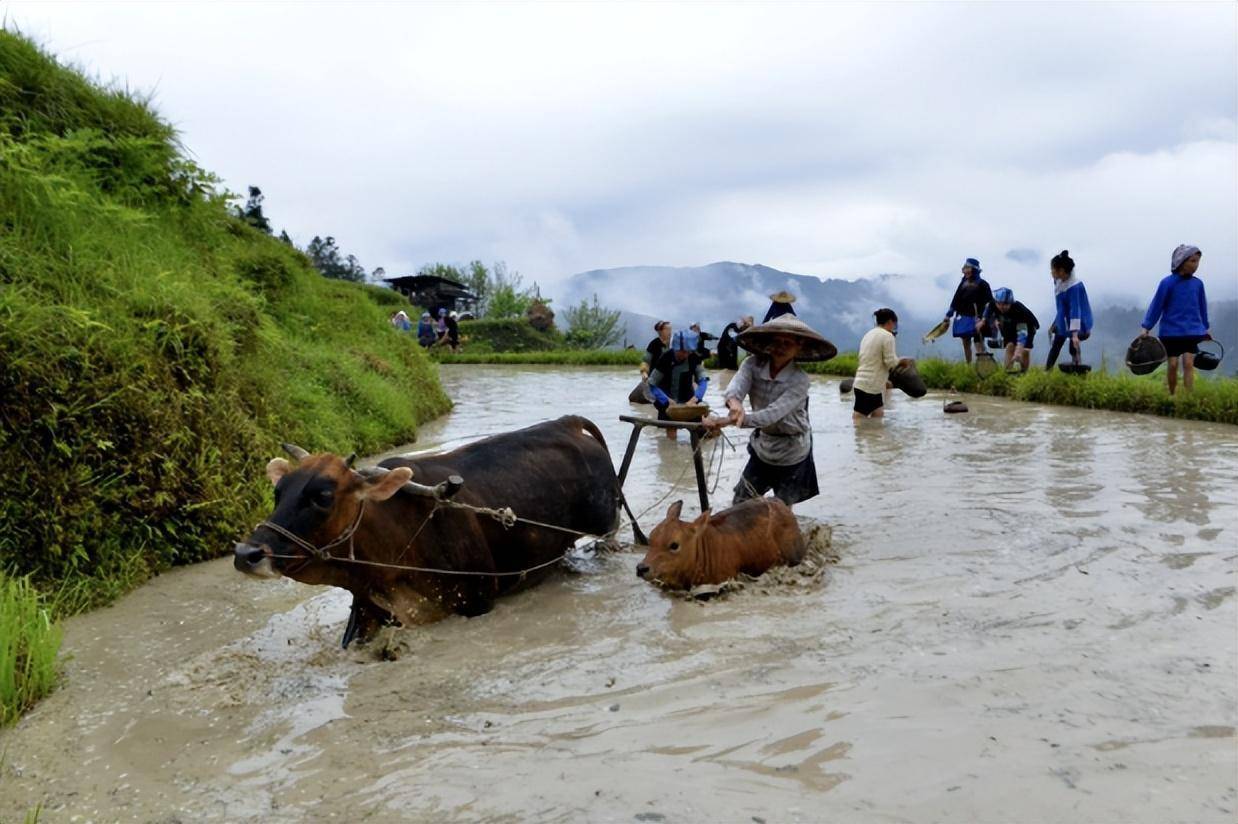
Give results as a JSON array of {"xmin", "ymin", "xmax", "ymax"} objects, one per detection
[
  {"xmin": 0, "ymin": 29, "xmax": 451, "ymax": 622},
  {"xmin": 434, "ymin": 348, "xmax": 644, "ymax": 365},
  {"xmin": 454, "ymin": 318, "xmax": 566, "ymax": 353},
  {"xmin": 0, "ymin": 572, "xmax": 62, "ymax": 726},
  {"xmin": 801, "ymin": 355, "xmax": 1238, "ymax": 425}
]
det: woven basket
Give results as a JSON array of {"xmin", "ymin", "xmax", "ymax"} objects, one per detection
[
  {"xmin": 1195, "ymin": 340, "xmax": 1224, "ymax": 371},
  {"xmin": 1125, "ymin": 336, "xmax": 1166, "ymax": 376},
  {"xmin": 889, "ymin": 360, "xmax": 927, "ymax": 398}
]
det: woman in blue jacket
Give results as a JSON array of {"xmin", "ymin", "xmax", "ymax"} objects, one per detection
[
  {"xmin": 1045, "ymin": 250, "xmax": 1093, "ymax": 369},
  {"xmin": 1139, "ymin": 244, "xmax": 1209, "ymax": 395},
  {"xmin": 943, "ymin": 257, "xmax": 994, "ymax": 364}
]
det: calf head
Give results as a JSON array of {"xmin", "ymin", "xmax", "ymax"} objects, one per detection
[
  {"xmin": 233, "ymin": 443, "xmax": 412, "ymax": 584},
  {"xmin": 636, "ymin": 500, "xmax": 711, "ymax": 589}
]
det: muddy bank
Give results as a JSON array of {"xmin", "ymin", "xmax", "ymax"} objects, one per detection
[{"xmin": 2, "ymin": 366, "xmax": 1235, "ymax": 822}]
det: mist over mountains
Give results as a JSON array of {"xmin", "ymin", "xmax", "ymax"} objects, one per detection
[{"xmin": 557, "ymin": 261, "xmax": 1236, "ymax": 373}]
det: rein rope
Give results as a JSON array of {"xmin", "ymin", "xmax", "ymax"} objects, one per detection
[{"xmin": 257, "ymin": 427, "xmax": 735, "ymax": 579}]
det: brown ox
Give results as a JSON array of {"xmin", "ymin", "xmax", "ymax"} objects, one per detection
[
  {"xmin": 234, "ymin": 416, "xmax": 619, "ymax": 647},
  {"xmin": 636, "ymin": 498, "xmax": 805, "ymax": 589}
]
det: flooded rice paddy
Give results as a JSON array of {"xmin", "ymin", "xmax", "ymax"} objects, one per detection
[{"xmin": 2, "ymin": 365, "xmax": 1235, "ymax": 822}]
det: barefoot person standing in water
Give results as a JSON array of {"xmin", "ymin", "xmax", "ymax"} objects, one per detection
[
  {"xmin": 1139, "ymin": 244, "xmax": 1210, "ymax": 395},
  {"xmin": 702, "ymin": 315, "xmax": 835, "ymax": 508},
  {"xmin": 852, "ymin": 308, "xmax": 905, "ymax": 422}
]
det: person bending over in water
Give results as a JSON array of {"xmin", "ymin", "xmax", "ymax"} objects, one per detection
[
  {"xmin": 1139, "ymin": 244, "xmax": 1210, "ymax": 395},
  {"xmin": 702, "ymin": 315, "xmax": 833, "ymax": 508},
  {"xmin": 1044, "ymin": 250, "xmax": 1093, "ymax": 369},
  {"xmin": 648, "ymin": 337, "xmax": 709, "ymax": 440},
  {"xmin": 853, "ymin": 308, "xmax": 909, "ymax": 422},
  {"xmin": 985, "ymin": 288, "xmax": 1039, "ymax": 372},
  {"xmin": 943, "ymin": 257, "xmax": 994, "ymax": 365}
]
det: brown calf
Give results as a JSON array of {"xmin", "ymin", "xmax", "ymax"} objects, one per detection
[{"xmin": 636, "ymin": 498, "xmax": 806, "ymax": 589}]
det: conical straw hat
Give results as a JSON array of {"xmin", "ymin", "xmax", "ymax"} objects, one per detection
[{"xmin": 737, "ymin": 315, "xmax": 837, "ymax": 362}]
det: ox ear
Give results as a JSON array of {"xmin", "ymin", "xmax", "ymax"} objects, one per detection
[
  {"xmin": 666, "ymin": 500, "xmax": 684, "ymax": 522},
  {"xmin": 357, "ymin": 466, "xmax": 413, "ymax": 501},
  {"xmin": 266, "ymin": 458, "xmax": 292, "ymax": 486}
]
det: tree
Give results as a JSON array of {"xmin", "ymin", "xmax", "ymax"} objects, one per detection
[
  {"xmin": 236, "ymin": 185, "xmax": 272, "ymax": 234},
  {"xmin": 465, "ymin": 260, "xmax": 490, "ymax": 316},
  {"xmin": 563, "ymin": 294, "xmax": 622, "ymax": 349}
]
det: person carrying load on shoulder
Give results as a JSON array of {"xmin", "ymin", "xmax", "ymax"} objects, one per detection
[
  {"xmin": 985, "ymin": 287, "xmax": 1039, "ymax": 372},
  {"xmin": 943, "ymin": 257, "xmax": 994, "ymax": 364},
  {"xmin": 640, "ymin": 320, "xmax": 673, "ymax": 380},
  {"xmin": 1045, "ymin": 250, "xmax": 1093, "ymax": 369},
  {"xmin": 702, "ymin": 315, "xmax": 836, "ymax": 509},
  {"xmin": 648, "ymin": 331, "xmax": 709, "ymax": 441},
  {"xmin": 853, "ymin": 308, "xmax": 909, "ymax": 421},
  {"xmin": 1139, "ymin": 244, "xmax": 1209, "ymax": 395}
]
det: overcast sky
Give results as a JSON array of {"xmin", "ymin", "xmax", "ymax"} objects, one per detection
[{"xmin": 7, "ymin": 1, "xmax": 1237, "ymax": 303}]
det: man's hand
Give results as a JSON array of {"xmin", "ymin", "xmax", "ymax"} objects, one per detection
[
  {"xmin": 701, "ymin": 415, "xmax": 728, "ymax": 432},
  {"xmin": 1138, "ymin": 328, "xmax": 1149, "ymax": 338}
]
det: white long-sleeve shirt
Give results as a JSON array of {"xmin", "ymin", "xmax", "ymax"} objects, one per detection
[{"xmin": 853, "ymin": 326, "xmax": 899, "ymax": 395}]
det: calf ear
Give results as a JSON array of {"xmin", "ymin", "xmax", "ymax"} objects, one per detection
[
  {"xmin": 266, "ymin": 458, "xmax": 292, "ymax": 486},
  {"xmin": 358, "ymin": 466, "xmax": 413, "ymax": 501},
  {"xmin": 691, "ymin": 509, "xmax": 711, "ymax": 533},
  {"xmin": 666, "ymin": 500, "xmax": 684, "ymax": 521}
]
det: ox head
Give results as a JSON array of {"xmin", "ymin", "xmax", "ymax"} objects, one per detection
[
  {"xmin": 233, "ymin": 443, "xmax": 413, "ymax": 581},
  {"xmin": 636, "ymin": 500, "xmax": 711, "ymax": 589}
]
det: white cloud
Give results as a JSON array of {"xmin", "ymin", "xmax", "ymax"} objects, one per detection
[{"xmin": 5, "ymin": 1, "xmax": 1235, "ymax": 302}]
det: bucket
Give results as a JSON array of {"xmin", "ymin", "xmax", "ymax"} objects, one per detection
[
  {"xmin": 889, "ymin": 360, "xmax": 927, "ymax": 398},
  {"xmin": 974, "ymin": 351, "xmax": 998, "ymax": 378},
  {"xmin": 985, "ymin": 337, "xmax": 1003, "ymax": 349},
  {"xmin": 1194, "ymin": 340, "xmax": 1224, "ymax": 371},
  {"xmin": 839, "ymin": 377, "xmax": 854, "ymax": 394},
  {"xmin": 943, "ymin": 400, "xmax": 969, "ymax": 414},
  {"xmin": 1125, "ymin": 336, "xmax": 1166, "ymax": 376}
]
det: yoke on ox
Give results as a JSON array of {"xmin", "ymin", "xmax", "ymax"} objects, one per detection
[{"xmin": 234, "ymin": 416, "xmax": 621, "ymax": 648}]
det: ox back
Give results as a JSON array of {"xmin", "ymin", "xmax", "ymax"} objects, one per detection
[{"xmin": 358, "ymin": 415, "xmax": 619, "ymax": 630}]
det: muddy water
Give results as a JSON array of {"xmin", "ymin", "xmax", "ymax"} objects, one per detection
[{"xmin": 2, "ymin": 365, "xmax": 1236, "ymax": 822}]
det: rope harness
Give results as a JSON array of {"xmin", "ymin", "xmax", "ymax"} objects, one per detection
[{"xmin": 254, "ymin": 427, "xmax": 735, "ymax": 579}]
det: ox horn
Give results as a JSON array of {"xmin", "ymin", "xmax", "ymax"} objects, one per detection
[
  {"xmin": 358, "ymin": 467, "xmax": 464, "ymax": 500},
  {"xmin": 344, "ymin": 453, "xmax": 357, "ymax": 469},
  {"xmin": 282, "ymin": 443, "xmax": 310, "ymax": 461}
]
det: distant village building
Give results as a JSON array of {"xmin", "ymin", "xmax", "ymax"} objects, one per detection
[{"xmin": 383, "ymin": 275, "xmax": 479, "ymax": 317}]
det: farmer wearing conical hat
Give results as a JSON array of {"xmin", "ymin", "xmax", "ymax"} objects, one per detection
[
  {"xmin": 702, "ymin": 314, "xmax": 836, "ymax": 507},
  {"xmin": 763, "ymin": 290, "xmax": 797, "ymax": 323}
]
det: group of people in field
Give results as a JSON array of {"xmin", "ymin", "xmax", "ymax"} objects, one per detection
[
  {"xmin": 389, "ymin": 307, "xmax": 460, "ymax": 351},
  {"xmin": 939, "ymin": 244, "xmax": 1212, "ymax": 394},
  {"xmin": 630, "ymin": 243, "xmax": 1215, "ymax": 512}
]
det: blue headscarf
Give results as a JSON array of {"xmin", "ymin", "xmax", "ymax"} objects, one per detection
[
  {"xmin": 963, "ymin": 257, "xmax": 982, "ymax": 277},
  {"xmin": 993, "ymin": 287, "xmax": 1013, "ymax": 303}
]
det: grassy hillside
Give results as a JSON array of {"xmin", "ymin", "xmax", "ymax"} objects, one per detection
[{"xmin": 0, "ymin": 31, "xmax": 450, "ymax": 614}]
